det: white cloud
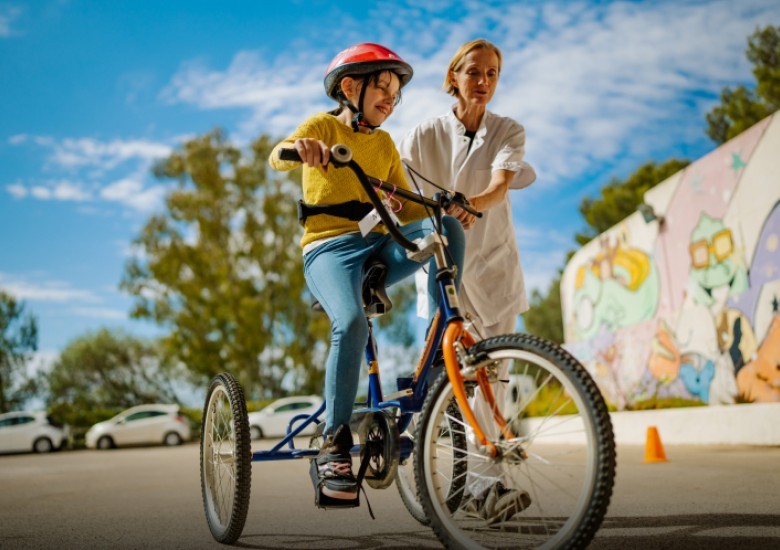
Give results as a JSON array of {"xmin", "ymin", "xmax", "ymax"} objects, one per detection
[
  {"xmin": 0, "ymin": 273, "xmax": 101, "ymax": 304},
  {"xmin": 100, "ymin": 173, "xmax": 166, "ymax": 212},
  {"xmin": 54, "ymin": 181, "xmax": 91, "ymax": 201},
  {"xmin": 515, "ymin": 224, "xmax": 572, "ymax": 293},
  {"xmin": 161, "ymin": 51, "xmax": 327, "ymax": 140},
  {"xmin": 161, "ymin": 0, "xmax": 779, "ymax": 182},
  {"xmin": 14, "ymin": 180, "xmax": 92, "ymax": 202},
  {"xmin": 7, "ymin": 136, "xmax": 171, "ymax": 211},
  {"xmin": 49, "ymin": 137, "xmax": 171, "ymax": 171},
  {"xmin": 9, "ymin": 133, "xmax": 171, "ymax": 173},
  {"xmin": 5, "ymin": 181, "xmax": 26, "ymax": 198},
  {"xmin": 71, "ymin": 307, "xmax": 128, "ymax": 320},
  {"xmin": 118, "ymin": 240, "xmax": 147, "ymax": 260},
  {"xmin": 0, "ymin": 4, "xmax": 22, "ymax": 37},
  {"xmin": 26, "ymin": 350, "xmax": 60, "ymax": 379}
]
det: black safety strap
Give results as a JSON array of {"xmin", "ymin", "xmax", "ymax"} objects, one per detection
[
  {"xmin": 355, "ymin": 449, "xmax": 376, "ymax": 520},
  {"xmin": 298, "ymin": 200, "xmax": 374, "ymax": 226}
]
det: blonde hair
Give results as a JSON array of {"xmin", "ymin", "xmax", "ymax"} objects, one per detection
[{"xmin": 443, "ymin": 39, "xmax": 503, "ymax": 97}]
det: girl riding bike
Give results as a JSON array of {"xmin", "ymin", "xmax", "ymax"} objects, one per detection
[{"xmin": 268, "ymin": 43, "xmax": 466, "ymax": 508}]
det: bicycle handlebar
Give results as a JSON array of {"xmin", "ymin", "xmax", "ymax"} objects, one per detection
[{"xmin": 278, "ymin": 144, "xmax": 481, "ymax": 252}]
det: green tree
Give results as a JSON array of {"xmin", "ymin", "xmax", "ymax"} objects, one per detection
[
  {"xmin": 46, "ymin": 328, "xmax": 181, "ymax": 411},
  {"xmin": 523, "ymin": 274, "xmax": 564, "ymax": 344},
  {"xmin": 706, "ymin": 25, "xmax": 780, "ymax": 144},
  {"xmin": 376, "ymin": 279, "xmax": 418, "ymax": 348},
  {"xmin": 575, "ymin": 159, "xmax": 690, "ymax": 246},
  {"xmin": 44, "ymin": 328, "xmax": 187, "ymax": 438},
  {"xmin": 121, "ymin": 130, "xmax": 329, "ymax": 399},
  {"xmin": 0, "ymin": 291, "xmax": 38, "ymax": 412}
]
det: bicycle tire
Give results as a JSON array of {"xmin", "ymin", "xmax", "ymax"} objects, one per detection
[
  {"xmin": 200, "ymin": 373, "xmax": 252, "ymax": 544},
  {"xmin": 415, "ymin": 334, "xmax": 616, "ymax": 549},
  {"xmin": 395, "ymin": 413, "xmax": 429, "ymax": 525}
]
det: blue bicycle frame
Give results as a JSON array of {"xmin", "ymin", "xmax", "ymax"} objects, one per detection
[{"xmin": 251, "ymin": 262, "xmax": 463, "ymax": 464}]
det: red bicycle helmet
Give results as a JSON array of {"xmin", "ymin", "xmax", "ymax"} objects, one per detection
[{"xmin": 324, "ymin": 43, "xmax": 413, "ymax": 101}]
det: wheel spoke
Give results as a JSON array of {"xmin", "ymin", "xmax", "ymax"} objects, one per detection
[
  {"xmin": 200, "ymin": 374, "xmax": 251, "ymax": 544},
  {"xmin": 415, "ymin": 337, "xmax": 615, "ymax": 549}
]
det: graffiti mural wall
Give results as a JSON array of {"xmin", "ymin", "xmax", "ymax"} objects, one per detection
[{"xmin": 561, "ymin": 113, "xmax": 780, "ymax": 410}]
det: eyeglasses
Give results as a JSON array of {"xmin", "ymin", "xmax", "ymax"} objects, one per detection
[
  {"xmin": 373, "ymin": 84, "xmax": 401, "ymax": 106},
  {"xmin": 689, "ymin": 229, "xmax": 733, "ymax": 268}
]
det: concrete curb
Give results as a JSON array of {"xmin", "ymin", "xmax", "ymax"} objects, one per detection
[
  {"xmin": 608, "ymin": 403, "xmax": 780, "ymax": 446},
  {"xmin": 522, "ymin": 403, "xmax": 780, "ymax": 446}
]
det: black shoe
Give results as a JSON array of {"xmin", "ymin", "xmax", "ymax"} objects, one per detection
[
  {"xmin": 464, "ymin": 482, "xmax": 531, "ymax": 525},
  {"xmin": 312, "ymin": 424, "xmax": 358, "ymax": 502}
]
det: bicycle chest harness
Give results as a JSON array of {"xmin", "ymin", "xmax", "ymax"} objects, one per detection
[{"xmin": 297, "ymin": 199, "xmax": 374, "ymax": 226}]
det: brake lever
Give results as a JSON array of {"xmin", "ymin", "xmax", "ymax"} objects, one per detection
[{"xmin": 445, "ymin": 191, "xmax": 482, "ymax": 218}]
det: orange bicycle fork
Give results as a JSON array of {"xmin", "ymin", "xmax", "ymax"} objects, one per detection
[
  {"xmin": 441, "ymin": 320, "xmax": 515, "ymax": 458},
  {"xmin": 426, "ymin": 264, "xmax": 514, "ymax": 458}
]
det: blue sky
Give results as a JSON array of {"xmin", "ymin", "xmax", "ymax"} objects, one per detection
[{"xmin": 2, "ymin": 0, "xmax": 779, "ymax": 369}]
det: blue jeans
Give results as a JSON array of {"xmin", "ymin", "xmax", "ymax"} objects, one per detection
[{"xmin": 303, "ymin": 216, "xmax": 465, "ymax": 434}]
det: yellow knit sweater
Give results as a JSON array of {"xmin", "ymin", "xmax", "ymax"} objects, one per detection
[{"xmin": 269, "ymin": 113, "xmax": 427, "ymax": 248}]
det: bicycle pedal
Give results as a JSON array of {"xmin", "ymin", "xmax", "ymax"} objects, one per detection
[
  {"xmin": 309, "ymin": 460, "xmax": 361, "ymax": 510},
  {"xmin": 383, "ymin": 388, "xmax": 413, "ymax": 401}
]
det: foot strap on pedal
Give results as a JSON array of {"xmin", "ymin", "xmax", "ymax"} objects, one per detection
[
  {"xmin": 355, "ymin": 447, "xmax": 375, "ymax": 520},
  {"xmin": 309, "ymin": 460, "xmax": 361, "ymax": 509},
  {"xmin": 308, "ymin": 449, "xmax": 376, "ymax": 519}
]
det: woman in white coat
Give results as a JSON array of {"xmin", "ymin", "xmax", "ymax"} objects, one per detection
[{"xmin": 399, "ymin": 38, "xmax": 536, "ymax": 522}]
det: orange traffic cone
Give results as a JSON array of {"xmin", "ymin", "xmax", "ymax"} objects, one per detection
[{"xmin": 642, "ymin": 426, "xmax": 668, "ymax": 463}]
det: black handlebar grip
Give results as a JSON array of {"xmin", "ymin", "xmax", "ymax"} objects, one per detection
[
  {"xmin": 456, "ymin": 196, "xmax": 482, "ymax": 218},
  {"xmin": 278, "ymin": 148, "xmax": 301, "ymax": 162}
]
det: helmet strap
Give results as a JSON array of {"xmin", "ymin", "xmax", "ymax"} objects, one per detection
[{"xmin": 338, "ymin": 75, "xmax": 379, "ymax": 133}]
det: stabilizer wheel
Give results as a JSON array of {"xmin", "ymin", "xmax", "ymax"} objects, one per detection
[
  {"xmin": 358, "ymin": 411, "xmax": 400, "ymax": 489},
  {"xmin": 200, "ymin": 372, "xmax": 252, "ymax": 544}
]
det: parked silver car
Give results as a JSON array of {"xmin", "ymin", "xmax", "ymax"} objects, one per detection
[
  {"xmin": 85, "ymin": 404, "xmax": 190, "ymax": 450},
  {"xmin": 0, "ymin": 411, "xmax": 69, "ymax": 454},
  {"xmin": 247, "ymin": 396, "xmax": 323, "ymax": 439}
]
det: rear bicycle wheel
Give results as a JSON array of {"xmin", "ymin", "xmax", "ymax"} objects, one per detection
[
  {"xmin": 416, "ymin": 334, "xmax": 616, "ymax": 549},
  {"xmin": 200, "ymin": 373, "xmax": 252, "ymax": 544},
  {"xmin": 395, "ymin": 413, "xmax": 428, "ymax": 525}
]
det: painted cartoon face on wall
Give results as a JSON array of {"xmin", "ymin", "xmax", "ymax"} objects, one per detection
[
  {"xmin": 572, "ymin": 242, "xmax": 660, "ymax": 341},
  {"xmin": 737, "ymin": 313, "xmax": 780, "ymax": 402},
  {"xmin": 688, "ymin": 213, "xmax": 748, "ymax": 307}
]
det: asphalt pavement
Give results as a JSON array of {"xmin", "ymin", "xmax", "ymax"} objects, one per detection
[{"xmin": 0, "ymin": 440, "xmax": 778, "ymax": 549}]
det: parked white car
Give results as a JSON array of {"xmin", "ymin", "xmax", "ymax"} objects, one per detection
[
  {"xmin": 85, "ymin": 404, "xmax": 190, "ymax": 450},
  {"xmin": 247, "ymin": 396, "xmax": 323, "ymax": 439},
  {"xmin": 0, "ymin": 411, "xmax": 69, "ymax": 454}
]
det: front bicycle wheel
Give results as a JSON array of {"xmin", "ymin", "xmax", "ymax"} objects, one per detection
[
  {"xmin": 200, "ymin": 373, "xmax": 252, "ymax": 544},
  {"xmin": 415, "ymin": 334, "xmax": 615, "ymax": 549}
]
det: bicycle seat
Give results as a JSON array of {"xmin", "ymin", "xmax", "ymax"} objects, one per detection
[{"xmin": 311, "ymin": 258, "xmax": 393, "ymax": 318}]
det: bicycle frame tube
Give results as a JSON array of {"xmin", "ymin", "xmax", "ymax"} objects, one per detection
[
  {"xmin": 365, "ymin": 322, "xmax": 382, "ymax": 408},
  {"xmin": 432, "ymin": 248, "xmax": 510, "ymax": 458}
]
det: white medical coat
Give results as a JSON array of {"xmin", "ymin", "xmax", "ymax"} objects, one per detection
[{"xmin": 399, "ymin": 108, "xmax": 535, "ymax": 326}]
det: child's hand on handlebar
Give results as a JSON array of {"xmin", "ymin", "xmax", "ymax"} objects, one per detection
[{"xmin": 294, "ymin": 138, "xmax": 330, "ymax": 174}]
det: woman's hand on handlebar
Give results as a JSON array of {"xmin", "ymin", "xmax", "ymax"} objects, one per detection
[
  {"xmin": 294, "ymin": 138, "xmax": 330, "ymax": 173},
  {"xmin": 446, "ymin": 195, "xmax": 479, "ymax": 230}
]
